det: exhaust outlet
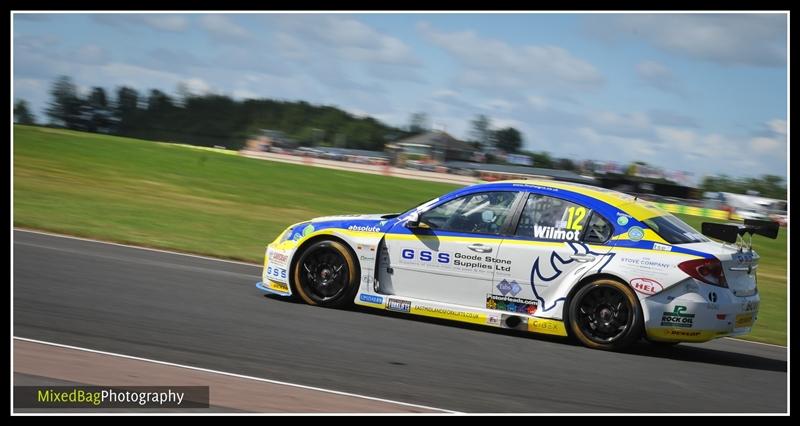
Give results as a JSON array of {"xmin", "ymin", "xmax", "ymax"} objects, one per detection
[{"xmin": 504, "ymin": 315, "xmax": 522, "ymax": 328}]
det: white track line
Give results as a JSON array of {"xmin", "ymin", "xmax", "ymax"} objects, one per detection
[
  {"xmin": 13, "ymin": 336, "xmax": 459, "ymax": 414},
  {"xmin": 13, "ymin": 228, "xmax": 260, "ymax": 267},
  {"xmin": 13, "ymin": 228, "xmax": 788, "ymax": 350},
  {"xmin": 722, "ymin": 337, "xmax": 787, "ymax": 349}
]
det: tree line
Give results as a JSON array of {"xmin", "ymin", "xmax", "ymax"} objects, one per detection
[
  {"xmin": 22, "ymin": 76, "xmax": 407, "ymax": 151},
  {"xmin": 700, "ymin": 174, "xmax": 787, "ymax": 200}
]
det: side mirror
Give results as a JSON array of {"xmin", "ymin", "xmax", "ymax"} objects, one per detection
[{"xmin": 405, "ymin": 212, "xmax": 420, "ymax": 228}]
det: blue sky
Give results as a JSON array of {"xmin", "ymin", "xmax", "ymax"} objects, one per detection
[{"xmin": 13, "ymin": 12, "xmax": 788, "ymax": 182}]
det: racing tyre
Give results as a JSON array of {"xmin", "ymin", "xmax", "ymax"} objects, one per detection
[
  {"xmin": 568, "ymin": 278, "xmax": 643, "ymax": 351},
  {"xmin": 292, "ymin": 240, "xmax": 359, "ymax": 308}
]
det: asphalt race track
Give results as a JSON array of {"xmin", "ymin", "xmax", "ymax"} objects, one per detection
[{"xmin": 13, "ymin": 229, "xmax": 787, "ymax": 413}]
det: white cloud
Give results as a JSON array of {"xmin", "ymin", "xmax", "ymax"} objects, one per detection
[
  {"xmin": 93, "ymin": 14, "xmax": 189, "ymax": 33},
  {"xmin": 419, "ymin": 21, "xmax": 603, "ymax": 92},
  {"xmin": 588, "ymin": 14, "xmax": 786, "ymax": 67},
  {"xmin": 272, "ymin": 16, "xmax": 419, "ymax": 66},
  {"xmin": 768, "ymin": 119, "xmax": 787, "ymax": 136},
  {"xmin": 636, "ymin": 60, "xmax": 684, "ymax": 96},
  {"xmin": 750, "ymin": 137, "xmax": 780, "ymax": 152},
  {"xmin": 526, "ymin": 96, "xmax": 549, "ymax": 111},
  {"xmin": 184, "ymin": 78, "xmax": 211, "ymax": 95},
  {"xmin": 200, "ymin": 15, "xmax": 250, "ymax": 42}
]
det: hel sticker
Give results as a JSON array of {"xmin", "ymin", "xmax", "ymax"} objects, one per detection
[
  {"xmin": 652, "ymin": 243, "xmax": 672, "ymax": 252},
  {"xmin": 627, "ymin": 226, "xmax": 645, "ymax": 241},
  {"xmin": 616, "ymin": 216, "xmax": 629, "ymax": 226},
  {"xmin": 630, "ymin": 278, "xmax": 663, "ymax": 295}
]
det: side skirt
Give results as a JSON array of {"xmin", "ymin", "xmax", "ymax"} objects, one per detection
[{"xmin": 353, "ymin": 292, "xmax": 568, "ymax": 337}]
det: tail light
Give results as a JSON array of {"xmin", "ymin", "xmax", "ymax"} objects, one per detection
[{"xmin": 678, "ymin": 258, "xmax": 728, "ymax": 288}]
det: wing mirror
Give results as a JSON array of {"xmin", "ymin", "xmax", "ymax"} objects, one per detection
[{"xmin": 405, "ymin": 212, "xmax": 429, "ymax": 229}]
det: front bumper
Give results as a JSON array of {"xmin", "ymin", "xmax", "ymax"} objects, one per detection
[
  {"xmin": 644, "ymin": 281, "xmax": 760, "ymax": 343},
  {"xmin": 256, "ymin": 240, "xmax": 296, "ymax": 297},
  {"xmin": 256, "ymin": 281, "xmax": 292, "ymax": 296}
]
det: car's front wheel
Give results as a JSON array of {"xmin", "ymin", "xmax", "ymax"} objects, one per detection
[
  {"xmin": 568, "ymin": 278, "xmax": 643, "ymax": 350},
  {"xmin": 292, "ymin": 239, "xmax": 359, "ymax": 307}
]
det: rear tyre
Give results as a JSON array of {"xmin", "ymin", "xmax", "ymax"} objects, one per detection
[
  {"xmin": 568, "ymin": 278, "xmax": 643, "ymax": 351},
  {"xmin": 292, "ymin": 240, "xmax": 359, "ymax": 308}
]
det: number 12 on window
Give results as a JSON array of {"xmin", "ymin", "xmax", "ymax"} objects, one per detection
[{"xmin": 566, "ymin": 207, "xmax": 586, "ymax": 231}]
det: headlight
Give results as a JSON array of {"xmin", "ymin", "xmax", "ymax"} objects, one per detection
[{"xmin": 278, "ymin": 227, "xmax": 293, "ymax": 243}]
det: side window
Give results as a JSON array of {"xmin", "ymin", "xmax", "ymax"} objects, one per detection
[
  {"xmin": 420, "ymin": 191, "xmax": 518, "ymax": 235},
  {"xmin": 583, "ymin": 213, "xmax": 613, "ymax": 244},
  {"xmin": 515, "ymin": 194, "xmax": 589, "ymax": 242}
]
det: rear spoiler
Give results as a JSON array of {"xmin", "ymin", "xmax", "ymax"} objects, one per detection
[{"xmin": 701, "ymin": 219, "xmax": 780, "ymax": 243}]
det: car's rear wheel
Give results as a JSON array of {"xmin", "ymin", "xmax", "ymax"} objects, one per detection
[
  {"xmin": 568, "ymin": 278, "xmax": 643, "ymax": 350},
  {"xmin": 292, "ymin": 240, "xmax": 359, "ymax": 307}
]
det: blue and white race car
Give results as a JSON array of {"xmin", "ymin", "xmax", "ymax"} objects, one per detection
[{"xmin": 256, "ymin": 180, "xmax": 777, "ymax": 350}]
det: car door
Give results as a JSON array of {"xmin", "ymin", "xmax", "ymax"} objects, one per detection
[
  {"xmin": 379, "ymin": 190, "xmax": 522, "ymax": 308},
  {"xmin": 492, "ymin": 192, "xmax": 615, "ymax": 318}
]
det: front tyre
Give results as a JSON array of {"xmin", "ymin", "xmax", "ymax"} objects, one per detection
[
  {"xmin": 568, "ymin": 279, "xmax": 643, "ymax": 350},
  {"xmin": 293, "ymin": 240, "xmax": 359, "ymax": 307}
]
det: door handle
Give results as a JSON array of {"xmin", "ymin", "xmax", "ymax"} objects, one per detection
[
  {"xmin": 570, "ymin": 254, "xmax": 596, "ymax": 262},
  {"xmin": 468, "ymin": 244, "xmax": 493, "ymax": 253}
]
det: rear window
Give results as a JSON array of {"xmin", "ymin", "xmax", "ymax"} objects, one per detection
[{"xmin": 642, "ymin": 214, "xmax": 708, "ymax": 244}]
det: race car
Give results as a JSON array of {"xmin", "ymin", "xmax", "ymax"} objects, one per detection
[{"xmin": 256, "ymin": 180, "xmax": 777, "ymax": 350}]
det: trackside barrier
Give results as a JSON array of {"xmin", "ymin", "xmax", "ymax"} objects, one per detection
[{"xmin": 652, "ymin": 202, "xmax": 741, "ymax": 220}]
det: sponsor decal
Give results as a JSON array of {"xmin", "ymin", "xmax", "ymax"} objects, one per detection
[
  {"xmin": 743, "ymin": 300, "xmax": 760, "ymax": 312},
  {"xmin": 268, "ymin": 251, "xmax": 289, "ymax": 265},
  {"xmin": 652, "ymin": 243, "xmax": 672, "ymax": 252},
  {"xmin": 486, "ymin": 315, "xmax": 501, "ymax": 326},
  {"xmin": 735, "ymin": 313, "xmax": 755, "ymax": 328},
  {"xmin": 302, "ymin": 224, "xmax": 315, "ymax": 236},
  {"xmin": 495, "ymin": 279, "xmax": 522, "ymax": 296},
  {"xmin": 386, "ymin": 298, "xmax": 411, "ymax": 313},
  {"xmin": 527, "ymin": 318, "xmax": 568, "ymax": 336},
  {"xmin": 663, "ymin": 329, "xmax": 701, "ymax": 337},
  {"xmin": 265, "ymin": 266, "xmax": 288, "ymax": 282},
  {"xmin": 627, "ymin": 226, "xmax": 644, "ymax": 242},
  {"xmin": 399, "ymin": 249, "xmax": 512, "ymax": 272},
  {"xmin": 267, "ymin": 281, "xmax": 289, "ymax": 292},
  {"xmin": 630, "ymin": 278, "xmax": 663, "ymax": 295},
  {"xmin": 619, "ymin": 257, "xmax": 671, "ymax": 270},
  {"xmin": 529, "ymin": 241, "xmax": 616, "ymax": 312},
  {"xmin": 533, "ymin": 226, "xmax": 580, "ymax": 241},
  {"xmin": 486, "ymin": 294, "xmax": 538, "ymax": 315},
  {"xmin": 413, "ymin": 305, "xmax": 480, "ymax": 321},
  {"xmin": 616, "ymin": 216, "xmax": 629, "ymax": 226},
  {"xmin": 708, "ymin": 291, "xmax": 718, "ymax": 303},
  {"xmin": 733, "ymin": 252, "xmax": 755, "ymax": 264},
  {"xmin": 660, "ymin": 305, "xmax": 695, "ymax": 328},
  {"xmin": 347, "ymin": 225, "xmax": 382, "ymax": 232},
  {"xmin": 359, "ymin": 294, "xmax": 384, "ymax": 304}
]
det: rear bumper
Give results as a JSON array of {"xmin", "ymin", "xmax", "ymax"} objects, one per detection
[{"xmin": 644, "ymin": 281, "xmax": 759, "ymax": 343}]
